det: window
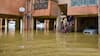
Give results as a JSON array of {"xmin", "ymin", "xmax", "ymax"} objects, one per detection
[
  {"xmin": 71, "ymin": 0, "xmax": 97, "ymax": 7},
  {"xmin": 87, "ymin": 0, "xmax": 97, "ymax": 5},
  {"xmin": 34, "ymin": 0, "xmax": 48, "ymax": 9}
]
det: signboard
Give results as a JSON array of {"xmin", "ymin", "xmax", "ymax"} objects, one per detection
[{"xmin": 19, "ymin": 7, "xmax": 25, "ymax": 13}]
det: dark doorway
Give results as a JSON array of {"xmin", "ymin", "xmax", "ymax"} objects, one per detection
[
  {"xmin": 58, "ymin": 4, "xmax": 67, "ymax": 15},
  {"xmin": 2, "ymin": 19, "xmax": 5, "ymax": 32},
  {"xmin": 77, "ymin": 16, "xmax": 98, "ymax": 32}
]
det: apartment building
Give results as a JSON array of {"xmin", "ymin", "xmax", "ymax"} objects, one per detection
[
  {"xmin": 33, "ymin": 0, "xmax": 98, "ymax": 33},
  {"xmin": 67, "ymin": 0, "xmax": 98, "ymax": 33},
  {"xmin": 0, "ymin": 0, "xmax": 26, "ymax": 33},
  {"xmin": 0, "ymin": 0, "xmax": 98, "ymax": 34}
]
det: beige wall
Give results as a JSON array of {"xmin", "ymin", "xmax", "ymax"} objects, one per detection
[
  {"xmin": 68, "ymin": 6, "xmax": 98, "ymax": 15},
  {"xmin": 50, "ymin": 1, "xmax": 60, "ymax": 16},
  {"xmin": 32, "ymin": 0, "xmax": 60, "ymax": 17},
  {"xmin": 58, "ymin": 0, "xmax": 70, "ymax": 8},
  {"xmin": 32, "ymin": 0, "xmax": 51, "ymax": 16},
  {"xmin": 58, "ymin": 0, "xmax": 67, "ymax": 4}
]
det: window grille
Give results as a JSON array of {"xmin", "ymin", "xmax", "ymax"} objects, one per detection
[{"xmin": 71, "ymin": 0, "xmax": 97, "ymax": 7}]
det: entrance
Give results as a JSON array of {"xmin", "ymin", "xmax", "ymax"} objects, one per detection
[
  {"xmin": 1, "ymin": 17, "xmax": 20, "ymax": 33},
  {"xmin": 77, "ymin": 16, "xmax": 98, "ymax": 32},
  {"xmin": 2, "ymin": 19, "xmax": 5, "ymax": 32},
  {"xmin": 34, "ymin": 17, "xmax": 56, "ymax": 31}
]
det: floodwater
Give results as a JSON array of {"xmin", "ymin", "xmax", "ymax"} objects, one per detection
[{"xmin": 0, "ymin": 31, "xmax": 99, "ymax": 56}]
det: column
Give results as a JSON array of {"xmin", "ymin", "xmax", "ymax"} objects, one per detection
[
  {"xmin": 27, "ymin": 0, "xmax": 32, "ymax": 31},
  {"xmin": 31, "ymin": 17, "xmax": 33, "ymax": 31},
  {"xmin": 20, "ymin": 19, "xmax": 23, "ymax": 34},
  {"xmin": 98, "ymin": 14, "xmax": 100, "ymax": 49},
  {"xmin": 0, "ymin": 18, "xmax": 2, "ymax": 35},
  {"xmin": 98, "ymin": 0, "xmax": 100, "ymax": 48},
  {"xmin": 22, "ymin": 18, "xmax": 24, "ymax": 34},
  {"xmin": 23, "ymin": 16, "xmax": 33, "ymax": 31},
  {"xmin": 5, "ymin": 19, "xmax": 7, "ymax": 34},
  {"xmin": 56, "ymin": 16, "xmax": 61, "ymax": 32},
  {"xmin": 16, "ymin": 19, "xmax": 20, "ymax": 32},
  {"xmin": 44, "ymin": 20, "xmax": 50, "ymax": 32},
  {"xmin": 74, "ymin": 17, "xmax": 77, "ymax": 32},
  {"xmin": 23, "ymin": 16, "xmax": 27, "ymax": 31},
  {"xmin": 36, "ymin": 19, "xmax": 38, "ymax": 32},
  {"xmin": 32, "ymin": 18, "xmax": 34, "ymax": 30},
  {"xmin": 29, "ymin": 17, "xmax": 33, "ymax": 31},
  {"xmin": 0, "ymin": 18, "xmax": 2, "ymax": 31},
  {"xmin": 23, "ymin": 0, "xmax": 33, "ymax": 32},
  {"xmin": 46, "ymin": 20, "xmax": 49, "ymax": 31},
  {"xmin": 98, "ymin": 17, "xmax": 100, "ymax": 34},
  {"xmin": 44, "ymin": 20, "xmax": 46, "ymax": 31}
]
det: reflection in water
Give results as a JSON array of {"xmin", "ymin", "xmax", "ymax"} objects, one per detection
[
  {"xmin": 98, "ymin": 35, "xmax": 100, "ymax": 49},
  {"xmin": 56, "ymin": 33, "xmax": 98, "ymax": 48},
  {"xmin": 0, "ymin": 31, "xmax": 99, "ymax": 56}
]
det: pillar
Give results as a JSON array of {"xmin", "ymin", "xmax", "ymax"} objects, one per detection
[
  {"xmin": 23, "ymin": 17, "xmax": 33, "ymax": 31},
  {"xmin": 56, "ymin": 16, "xmax": 62, "ymax": 32},
  {"xmin": 23, "ymin": 0, "xmax": 33, "ymax": 32},
  {"xmin": 32, "ymin": 18, "xmax": 35, "ymax": 30},
  {"xmin": 98, "ymin": 0, "xmax": 100, "ymax": 49},
  {"xmin": 74, "ymin": 17, "xmax": 77, "ymax": 32},
  {"xmin": 0, "ymin": 18, "xmax": 2, "ymax": 31},
  {"xmin": 47, "ymin": 20, "xmax": 49, "ymax": 31},
  {"xmin": 23, "ymin": 15, "xmax": 27, "ymax": 31},
  {"xmin": 16, "ymin": 18, "xmax": 20, "ymax": 32},
  {"xmin": 20, "ymin": 19, "xmax": 23, "ymax": 34},
  {"xmin": 31, "ymin": 17, "xmax": 33, "ymax": 31},
  {"xmin": 44, "ymin": 20, "xmax": 49, "ymax": 32},
  {"xmin": 36, "ymin": 19, "xmax": 38, "ymax": 32},
  {"xmin": 98, "ymin": 4, "xmax": 100, "ymax": 34},
  {"xmin": 5, "ymin": 19, "xmax": 7, "ymax": 34},
  {"xmin": 98, "ymin": 0, "xmax": 100, "ymax": 33},
  {"xmin": 98, "ymin": 12, "xmax": 100, "ymax": 48},
  {"xmin": 0, "ymin": 18, "xmax": 2, "ymax": 35}
]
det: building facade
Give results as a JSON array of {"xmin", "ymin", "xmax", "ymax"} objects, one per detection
[
  {"xmin": 0, "ymin": 0, "xmax": 99, "ymax": 34},
  {"xmin": 67, "ymin": 0, "xmax": 98, "ymax": 33},
  {"xmin": 0, "ymin": 0, "xmax": 26, "ymax": 34}
]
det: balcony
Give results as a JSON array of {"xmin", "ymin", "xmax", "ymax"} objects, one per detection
[
  {"xmin": 68, "ymin": 0, "xmax": 98, "ymax": 15},
  {"xmin": 33, "ymin": 2, "xmax": 48, "ymax": 10},
  {"xmin": 32, "ymin": 0, "xmax": 60, "ymax": 17}
]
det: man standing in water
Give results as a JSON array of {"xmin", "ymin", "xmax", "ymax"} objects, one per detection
[
  {"xmin": 63, "ymin": 17, "xmax": 68, "ymax": 32},
  {"xmin": 67, "ymin": 16, "xmax": 73, "ymax": 32}
]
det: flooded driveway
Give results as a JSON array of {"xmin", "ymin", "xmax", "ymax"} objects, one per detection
[{"xmin": 0, "ymin": 31, "xmax": 99, "ymax": 56}]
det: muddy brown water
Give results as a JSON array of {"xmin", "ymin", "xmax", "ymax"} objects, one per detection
[{"xmin": 0, "ymin": 31, "xmax": 99, "ymax": 56}]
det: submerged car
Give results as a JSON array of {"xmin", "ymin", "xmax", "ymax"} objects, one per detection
[{"xmin": 83, "ymin": 27, "xmax": 97, "ymax": 35}]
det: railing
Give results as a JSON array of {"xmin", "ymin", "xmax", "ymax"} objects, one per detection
[
  {"xmin": 33, "ymin": 2, "xmax": 48, "ymax": 10},
  {"xmin": 71, "ymin": 0, "xmax": 97, "ymax": 7}
]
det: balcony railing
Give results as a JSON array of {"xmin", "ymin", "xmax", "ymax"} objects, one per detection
[
  {"xmin": 33, "ymin": 2, "xmax": 48, "ymax": 10},
  {"xmin": 71, "ymin": 0, "xmax": 97, "ymax": 7}
]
